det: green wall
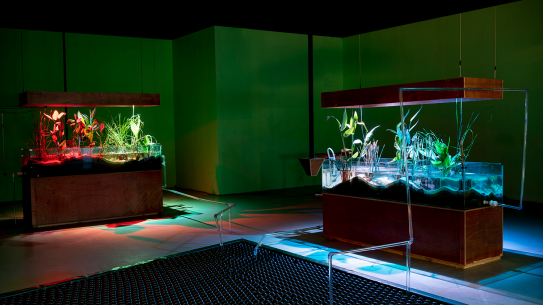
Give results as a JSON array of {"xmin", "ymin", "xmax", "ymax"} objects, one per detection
[
  {"xmin": 215, "ymin": 26, "xmax": 318, "ymax": 194},
  {"xmin": 313, "ymin": 36, "xmax": 344, "ymax": 157},
  {"xmin": 173, "ymin": 27, "xmax": 219, "ymax": 194},
  {"xmin": 0, "ymin": 29, "xmax": 176, "ymax": 202},
  {"xmin": 173, "ymin": 26, "xmax": 321, "ymax": 195},
  {"xmin": 341, "ymin": 0, "xmax": 543, "ymax": 202}
]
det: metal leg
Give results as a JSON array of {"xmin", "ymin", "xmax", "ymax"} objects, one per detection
[
  {"xmin": 406, "ymin": 243, "xmax": 411, "ymax": 296},
  {"xmin": 12, "ymin": 173, "xmax": 16, "ymax": 229},
  {"xmin": 328, "ymin": 253, "xmax": 334, "ymax": 305}
]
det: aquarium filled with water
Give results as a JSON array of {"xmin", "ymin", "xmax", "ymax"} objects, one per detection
[
  {"xmin": 21, "ymin": 108, "xmax": 162, "ymax": 178},
  {"xmin": 322, "ymin": 106, "xmax": 503, "ymax": 210}
]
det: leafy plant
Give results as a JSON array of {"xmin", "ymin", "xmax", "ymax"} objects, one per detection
[
  {"xmin": 430, "ymin": 136, "xmax": 458, "ymax": 176},
  {"xmin": 44, "ymin": 110, "xmax": 67, "ymax": 153},
  {"xmin": 66, "ymin": 107, "xmax": 105, "ymax": 149},
  {"xmin": 104, "ymin": 114, "xmax": 156, "ymax": 151},
  {"xmin": 387, "ymin": 106, "xmax": 422, "ymax": 172},
  {"xmin": 327, "ymin": 109, "xmax": 379, "ymax": 167},
  {"xmin": 27, "ymin": 109, "xmax": 67, "ymax": 159}
]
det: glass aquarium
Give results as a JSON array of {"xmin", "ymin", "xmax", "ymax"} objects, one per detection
[
  {"xmin": 322, "ymin": 158, "xmax": 502, "ymax": 210},
  {"xmin": 22, "ymin": 108, "xmax": 162, "ymax": 178},
  {"xmin": 22, "ymin": 145, "xmax": 162, "ymax": 178},
  {"xmin": 322, "ymin": 105, "xmax": 503, "ymax": 210}
]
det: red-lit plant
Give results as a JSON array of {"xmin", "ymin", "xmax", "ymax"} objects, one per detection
[
  {"xmin": 44, "ymin": 110, "xmax": 67, "ymax": 153},
  {"xmin": 28, "ymin": 109, "xmax": 66, "ymax": 160},
  {"xmin": 67, "ymin": 107, "xmax": 105, "ymax": 150}
]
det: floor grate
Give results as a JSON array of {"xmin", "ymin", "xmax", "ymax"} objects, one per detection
[{"xmin": 0, "ymin": 240, "xmax": 453, "ymax": 305}]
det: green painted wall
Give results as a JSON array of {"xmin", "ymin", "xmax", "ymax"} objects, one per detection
[
  {"xmin": 342, "ymin": 0, "xmax": 543, "ymax": 202},
  {"xmin": 173, "ymin": 27, "xmax": 333, "ymax": 195},
  {"xmin": 0, "ymin": 29, "xmax": 175, "ymax": 202},
  {"xmin": 172, "ymin": 27, "xmax": 219, "ymax": 194},
  {"xmin": 65, "ymin": 33, "xmax": 176, "ymax": 187},
  {"xmin": 215, "ymin": 26, "xmax": 318, "ymax": 194},
  {"xmin": 313, "ymin": 36, "xmax": 344, "ymax": 157}
]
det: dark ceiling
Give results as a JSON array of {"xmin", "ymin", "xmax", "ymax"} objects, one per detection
[{"xmin": 1, "ymin": 1, "xmax": 519, "ymax": 40}]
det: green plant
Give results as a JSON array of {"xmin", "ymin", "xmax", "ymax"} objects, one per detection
[
  {"xmin": 327, "ymin": 109, "xmax": 378, "ymax": 165},
  {"xmin": 104, "ymin": 114, "xmax": 156, "ymax": 151},
  {"xmin": 387, "ymin": 106, "xmax": 422, "ymax": 172},
  {"xmin": 455, "ymin": 100, "xmax": 479, "ymax": 167}
]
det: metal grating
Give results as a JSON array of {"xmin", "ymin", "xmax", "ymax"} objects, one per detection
[{"xmin": 0, "ymin": 240, "xmax": 453, "ymax": 305}]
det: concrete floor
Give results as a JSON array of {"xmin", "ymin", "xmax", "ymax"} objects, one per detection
[{"xmin": 0, "ymin": 186, "xmax": 542, "ymax": 304}]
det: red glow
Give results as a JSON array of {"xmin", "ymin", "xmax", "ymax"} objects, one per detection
[{"xmin": 106, "ymin": 217, "xmax": 172, "ymax": 228}]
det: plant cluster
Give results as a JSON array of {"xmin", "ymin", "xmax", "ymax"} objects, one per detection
[
  {"xmin": 327, "ymin": 109, "xmax": 379, "ymax": 164},
  {"xmin": 66, "ymin": 107, "xmax": 105, "ymax": 149},
  {"xmin": 103, "ymin": 114, "xmax": 156, "ymax": 152},
  {"xmin": 28, "ymin": 109, "xmax": 67, "ymax": 158},
  {"xmin": 327, "ymin": 102, "xmax": 480, "ymax": 179}
]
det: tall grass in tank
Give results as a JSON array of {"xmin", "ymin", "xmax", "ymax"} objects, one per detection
[
  {"xmin": 388, "ymin": 106, "xmax": 422, "ymax": 174},
  {"xmin": 103, "ymin": 113, "xmax": 157, "ymax": 161}
]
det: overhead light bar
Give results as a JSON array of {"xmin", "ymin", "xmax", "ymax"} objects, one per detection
[{"xmin": 321, "ymin": 77, "xmax": 502, "ymax": 108}]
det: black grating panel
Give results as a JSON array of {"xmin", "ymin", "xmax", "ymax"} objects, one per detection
[{"xmin": 0, "ymin": 240, "xmax": 453, "ymax": 305}]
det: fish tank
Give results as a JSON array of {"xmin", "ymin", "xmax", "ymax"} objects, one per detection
[
  {"xmin": 322, "ymin": 158, "xmax": 503, "ymax": 210},
  {"xmin": 22, "ymin": 145, "xmax": 162, "ymax": 178},
  {"xmin": 21, "ymin": 108, "xmax": 162, "ymax": 178},
  {"xmin": 322, "ymin": 105, "xmax": 503, "ymax": 210}
]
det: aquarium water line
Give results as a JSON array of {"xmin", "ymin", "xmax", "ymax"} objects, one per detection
[{"xmin": 399, "ymin": 87, "xmax": 528, "ymax": 211}]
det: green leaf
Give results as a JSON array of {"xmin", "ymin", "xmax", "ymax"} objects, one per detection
[
  {"xmin": 410, "ymin": 106, "xmax": 423, "ymax": 123},
  {"xmin": 353, "ymin": 151, "xmax": 359, "ymax": 158},
  {"xmin": 364, "ymin": 125, "xmax": 380, "ymax": 143},
  {"xmin": 327, "ymin": 116, "xmax": 341, "ymax": 129},
  {"xmin": 343, "ymin": 126, "xmax": 355, "ymax": 137},
  {"xmin": 353, "ymin": 111, "xmax": 358, "ymax": 122},
  {"xmin": 131, "ymin": 121, "xmax": 140, "ymax": 138},
  {"xmin": 409, "ymin": 120, "xmax": 419, "ymax": 132},
  {"xmin": 341, "ymin": 108, "xmax": 348, "ymax": 131},
  {"xmin": 353, "ymin": 139, "xmax": 362, "ymax": 145}
]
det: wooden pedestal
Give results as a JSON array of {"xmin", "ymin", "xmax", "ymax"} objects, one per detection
[
  {"xmin": 323, "ymin": 193, "xmax": 503, "ymax": 268},
  {"xmin": 22, "ymin": 170, "xmax": 163, "ymax": 228}
]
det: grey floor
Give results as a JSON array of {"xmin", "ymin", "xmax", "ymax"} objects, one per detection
[{"xmin": 0, "ymin": 186, "xmax": 542, "ymax": 304}]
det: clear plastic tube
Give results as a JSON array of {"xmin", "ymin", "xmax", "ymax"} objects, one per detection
[
  {"xmin": 163, "ymin": 188, "xmax": 235, "ymax": 246},
  {"xmin": 328, "ymin": 241, "xmax": 412, "ymax": 304}
]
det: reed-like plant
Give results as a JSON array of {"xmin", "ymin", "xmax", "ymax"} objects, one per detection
[{"xmin": 103, "ymin": 114, "xmax": 156, "ymax": 152}]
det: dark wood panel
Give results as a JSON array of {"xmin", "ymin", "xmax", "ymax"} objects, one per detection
[
  {"xmin": 20, "ymin": 91, "xmax": 160, "ymax": 107},
  {"xmin": 29, "ymin": 170, "xmax": 162, "ymax": 227},
  {"xmin": 321, "ymin": 77, "xmax": 503, "ymax": 109},
  {"xmin": 323, "ymin": 194, "xmax": 503, "ymax": 267},
  {"xmin": 465, "ymin": 207, "xmax": 503, "ymax": 264}
]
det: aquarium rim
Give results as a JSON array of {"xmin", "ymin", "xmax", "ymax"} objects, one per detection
[{"xmin": 399, "ymin": 87, "xmax": 528, "ymax": 211}]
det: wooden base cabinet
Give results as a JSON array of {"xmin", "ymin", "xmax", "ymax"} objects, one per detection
[
  {"xmin": 323, "ymin": 193, "xmax": 503, "ymax": 268},
  {"xmin": 22, "ymin": 170, "xmax": 163, "ymax": 228}
]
